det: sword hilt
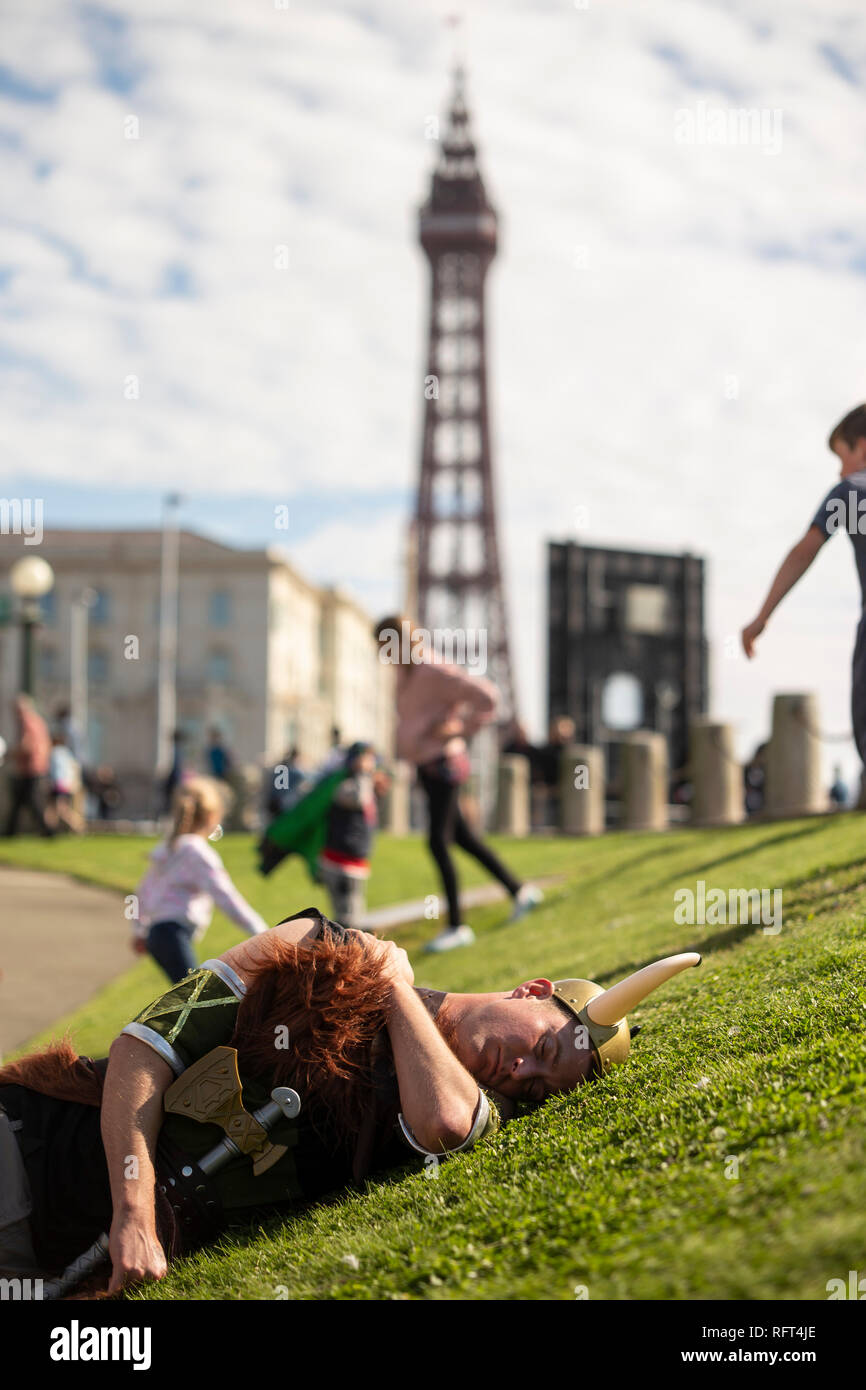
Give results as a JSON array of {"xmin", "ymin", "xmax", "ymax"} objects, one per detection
[
  {"xmin": 196, "ymin": 1085, "xmax": 301, "ymax": 1174},
  {"xmin": 253, "ymin": 1086, "xmax": 302, "ymax": 1129},
  {"xmin": 42, "ymin": 1231, "xmax": 111, "ymax": 1301}
]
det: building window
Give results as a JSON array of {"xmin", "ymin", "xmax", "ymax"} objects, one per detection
[
  {"xmin": 215, "ymin": 717, "xmax": 234, "ymax": 746},
  {"xmin": 90, "ymin": 589, "xmax": 111, "ymax": 625},
  {"xmin": 38, "ymin": 646, "xmax": 58, "ymax": 683},
  {"xmin": 318, "ymin": 623, "xmax": 328, "ymax": 696},
  {"xmin": 154, "ymin": 590, "xmax": 183, "ymax": 627},
  {"xmin": 601, "ymin": 672, "xmax": 644, "ymax": 731},
  {"xmin": 88, "ymin": 715, "xmax": 104, "ymax": 764},
  {"xmin": 623, "ymin": 584, "xmax": 668, "ymax": 635},
  {"xmin": 39, "ymin": 591, "xmax": 57, "ymax": 627},
  {"xmin": 206, "ymin": 649, "xmax": 232, "ymax": 684},
  {"xmin": 209, "ymin": 590, "xmax": 231, "ymax": 628},
  {"xmin": 88, "ymin": 648, "xmax": 110, "ymax": 684},
  {"xmin": 178, "ymin": 717, "xmax": 204, "ymax": 755}
]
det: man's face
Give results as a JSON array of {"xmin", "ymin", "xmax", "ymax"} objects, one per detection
[{"xmin": 447, "ymin": 980, "xmax": 595, "ymax": 1103}]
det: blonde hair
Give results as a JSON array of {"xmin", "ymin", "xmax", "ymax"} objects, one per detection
[{"xmin": 168, "ymin": 777, "xmax": 225, "ymax": 847}]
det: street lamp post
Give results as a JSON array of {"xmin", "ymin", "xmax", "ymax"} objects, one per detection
[
  {"xmin": 70, "ymin": 587, "xmax": 97, "ymax": 764},
  {"xmin": 156, "ymin": 494, "xmax": 182, "ymax": 779},
  {"xmin": 9, "ymin": 556, "xmax": 55, "ymax": 697}
]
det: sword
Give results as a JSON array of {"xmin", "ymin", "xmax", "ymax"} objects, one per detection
[{"xmin": 41, "ymin": 1084, "xmax": 301, "ymax": 1301}]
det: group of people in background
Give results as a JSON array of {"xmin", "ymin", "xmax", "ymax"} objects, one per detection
[
  {"xmin": 160, "ymin": 726, "xmax": 236, "ymax": 815},
  {"xmin": 501, "ymin": 714, "xmax": 577, "ymax": 830},
  {"xmin": 5, "ymin": 585, "xmax": 858, "ymax": 985},
  {"xmin": 2, "ymin": 696, "xmax": 92, "ymax": 837},
  {"xmin": 1, "ymin": 695, "xmax": 123, "ymax": 838},
  {"xmin": 131, "ymin": 616, "xmax": 546, "ymax": 983},
  {"xmin": 741, "ymin": 741, "xmax": 849, "ymax": 818}
]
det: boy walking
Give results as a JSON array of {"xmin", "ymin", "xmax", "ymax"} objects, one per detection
[
  {"xmin": 257, "ymin": 741, "xmax": 385, "ymax": 931},
  {"xmin": 742, "ymin": 403, "xmax": 866, "ymax": 771},
  {"xmin": 318, "ymin": 742, "xmax": 380, "ymax": 930}
]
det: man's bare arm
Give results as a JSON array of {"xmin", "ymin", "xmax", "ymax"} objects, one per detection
[
  {"xmin": 101, "ymin": 1034, "xmax": 173, "ymax": 1292},
  {"xmin": 219, "ymin": 914, "xmax": 323, "ymax": 984},
  {"xmin": 386, "ymin": 978, "xmax": 481, "ymax": 1153},
  {"xmin": 227, "ymin": 925, "xmax": 482, "ymax": 1150},
  {"xmin": 742, "ymin": 526, "xmax": 827, "ymax": 657}
]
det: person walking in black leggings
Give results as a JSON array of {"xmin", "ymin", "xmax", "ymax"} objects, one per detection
[{"xmin": 376, "ymin": 615, "xmax": 543, "ymax": 953}]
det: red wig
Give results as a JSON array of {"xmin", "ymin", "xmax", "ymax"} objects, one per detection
[
  {"xmin": 0, "ymin": 1038, "xmax": 103, "ymax": 1103},
  {"xmin": 231, "ymin": 930, "xmax": 393, "ymax": 1141}
]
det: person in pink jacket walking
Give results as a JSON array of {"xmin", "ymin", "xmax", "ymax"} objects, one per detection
[
  {"xmin": 4, "ymin": 695, "xmax": 52, "ymax": 837},
  {"xmin": 376, "ymin": 616, "xmax": 542, "ymax": 952}
]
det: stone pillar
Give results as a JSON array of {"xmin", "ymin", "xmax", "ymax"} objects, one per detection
[
  {"xmin": 381, "ymin": 760, "xmax": 411, "ymax": 834},
  {"xmin": 495, "ymin": 755, "xmax": 530, "ymax": 836},
  {"xmin": 690, "ymin": 717, "xmax": 742, "ymax": 827},
  {"xmin": 559, "ymin": 743, "xmax": 605, "ymax": 835},
  {"xmin": 765, "ymin": 693, "xmax": 824, "ymax": 818},
  {"xmin": 622, "ymin": 731, "xmax": 668, "ymax": 830}
]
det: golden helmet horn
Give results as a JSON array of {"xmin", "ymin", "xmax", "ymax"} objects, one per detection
[{"xmin": 553, "ymin": 952, "xmax": 701, "ymax": 1076}]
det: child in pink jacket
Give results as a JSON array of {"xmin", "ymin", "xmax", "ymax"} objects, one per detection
[{"xmin": 133, "ymin": 777, "xmax": 268, "ymax": 982}]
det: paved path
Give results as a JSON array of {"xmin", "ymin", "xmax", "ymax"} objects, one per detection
[
  {"xmin": 0, "ymin": 868, "xmax": 130, "ymax": 1057},
  {"xmin": 361, "ymin": 876, "xmax": 562, "ymax": 931},
  {"xmin": 0, "ymin": 868, "xmax": 563, "ymax": 1055}
]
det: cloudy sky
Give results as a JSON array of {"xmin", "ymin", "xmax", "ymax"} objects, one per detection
[{"xmin": 3, "ymin": 0, "xmax": 866, "ymax": 779}]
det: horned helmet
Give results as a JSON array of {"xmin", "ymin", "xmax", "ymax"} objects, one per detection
[{"xmin": 553, "ymin": 952, "xmax": 702, "ymax": 1076}]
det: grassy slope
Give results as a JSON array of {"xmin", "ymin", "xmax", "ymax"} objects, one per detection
[{"xmin": 2, "ymin": 816, "xmax": 865, "ymax": 1300}]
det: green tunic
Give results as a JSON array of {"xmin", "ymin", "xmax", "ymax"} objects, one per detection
[{"xmin": 121, "ymin": 910, "xmax": 499, "ymax": 1217}]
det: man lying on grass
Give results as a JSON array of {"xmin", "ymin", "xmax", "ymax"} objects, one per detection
[{"xmin": 0, "ymin": 907, "xmax": 699, "ymax": 1295}]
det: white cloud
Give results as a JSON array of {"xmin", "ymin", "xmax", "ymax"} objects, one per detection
[{"xmin": 3, "ymin": 0, "xmax": 866, "ymax": 779}]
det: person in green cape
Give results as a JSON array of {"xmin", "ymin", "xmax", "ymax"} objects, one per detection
[{"xmin": 257, "ymin": 741, "xmax": 385, "ymax": 929}]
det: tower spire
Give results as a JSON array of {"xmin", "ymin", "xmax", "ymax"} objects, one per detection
[
  {"xmin": 428, "ymin": 65, "xmax": 494, "ymax": 217},
  {"xmin": 412, "ymin": 66, "xmax": 516, "ymax": 725}
]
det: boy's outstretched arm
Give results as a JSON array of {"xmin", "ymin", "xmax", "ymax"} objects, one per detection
[{"xmin": 741, "ymin": 526, "xmax": 827, "ymax": 657}]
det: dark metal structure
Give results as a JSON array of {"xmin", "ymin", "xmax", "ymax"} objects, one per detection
[
  {"xmin": 547, "ymin": 541, "xmax": 708, "ymax": 779},
  {"xmin": 413, "ymin": 67, "xmax": 515, "ymax": 719}
]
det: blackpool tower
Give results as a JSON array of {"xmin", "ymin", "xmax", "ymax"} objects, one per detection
[{"xmin": 413, "ymin": 66, "xmax": 516, "ymax": 722}]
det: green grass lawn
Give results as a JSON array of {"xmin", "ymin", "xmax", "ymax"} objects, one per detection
[{"xmin": 2, "ymin": 815, "xmax": 865, "ymax": 1300}]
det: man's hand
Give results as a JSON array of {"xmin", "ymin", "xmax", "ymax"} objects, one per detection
[
  {"xmin": 350, "ymin": 932, "xmax": 414, "ymax": 988},
  {"xmin": 741, "ymin": 617, "xmax": 765, "ymax": 658},
  {"xmin": 107, "ymin": 1214, "xmax": 168, "ymax": 1293},
  {"xmin": 131, "ymin": 935, "xmax": 148, "ymax": 955}
]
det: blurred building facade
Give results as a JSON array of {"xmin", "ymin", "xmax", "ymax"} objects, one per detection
[
  {"xmin": 547, "ymin": 540, "xmax": 708, "ymax": 784},
  {"xmin": 0, "ymin": 529, "xmax": 393, "ymax": 782}
]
